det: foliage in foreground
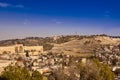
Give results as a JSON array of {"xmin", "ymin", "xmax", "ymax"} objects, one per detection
[
  {"xmin": 0, "ymin": 65, "xmax": 43, "ymax": 80},
  {"xmin": 79, "ymin": 58, "xmax": 114, "ymax": 80},
  {"xmin": 48, "ymin": 58, "xmax": 114, "ymax": 80},
  {"xmin": 0, "ymin": 58, "xmax": 114, "ymax": 80}
]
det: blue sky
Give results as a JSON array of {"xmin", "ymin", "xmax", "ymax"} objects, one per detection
[{"xmin": 0, "ymin": 0, "xmax": 120, "ymax": 40}]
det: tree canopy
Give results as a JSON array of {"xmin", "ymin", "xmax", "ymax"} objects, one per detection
[
  {"xmin": 79, "ymin": 58, "xmax": 114, "ymax": 80},
  {"xmin": 0, "ymin": 65, "xmax": 43, "ymax": 80}
]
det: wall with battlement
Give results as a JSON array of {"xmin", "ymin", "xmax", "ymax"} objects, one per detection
[{"xmin": 0, "ymin": 44, "xmax": 43, "ymax": 55}]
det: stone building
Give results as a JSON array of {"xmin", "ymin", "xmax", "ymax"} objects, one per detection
[{"xmin": 0, "ymin": 44, "xmax": 43, "ymax": 55}]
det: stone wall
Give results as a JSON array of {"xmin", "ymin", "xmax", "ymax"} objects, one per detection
[{"xmin": 0, "ymin": 44, "xmax": 43, "ymax": 54}]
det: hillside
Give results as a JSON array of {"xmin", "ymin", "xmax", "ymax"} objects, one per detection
[
  {"xmin": 51, "ymin": 35, "xmax": 120, "ymax": 57},
  {"xmin": 0, "ymin": 35, "xmax": 120, "ymax": 56}
]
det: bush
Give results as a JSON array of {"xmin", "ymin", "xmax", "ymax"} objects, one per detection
[
  {"xmin": 43, "ymin": 44, "xmax": 54, "ymax": 51},
  {"xmin": 0, "ymin": 65, "xmax": 43, "ymax": 80},
  {"xmin": 79, "ymin": 58, "xmax": 114, "ymax": 80}
]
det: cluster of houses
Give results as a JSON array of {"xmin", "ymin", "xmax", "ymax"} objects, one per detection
[
  {"xmin": 93, "ymin": 44, "xmax": 120, "ymax": 79},
  {"xmin": 0, "ymin": 43, "xmax": 120, "ymax": 79},
  {"xmin": 0, "ymin": 50, "xmax": 83, "ymax": 80},
  {"xmin": 0, "ymin": 44, "xmax": 43, "ymax": 74},
  {"xmin": 23, "ymin": 53, "xmax": 70, "ymax": 72},
  {"xmin": 24, "ymin": 52, "xmax": 82, "ymax": 78}
]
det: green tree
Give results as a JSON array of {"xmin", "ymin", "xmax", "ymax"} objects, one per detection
[
  {"xmin": 79, "ymin": 60, "xmax": 100, "ymax": 80},
  {"xmin": 79, "ymin": 58, "xmax": 114, "ymax": 80},
  {"xmin": 31, "ymin": 70, "xmax": 43, "ymax": 80},
  {"xmin": 0, "ymin": 65, "xmax": 30, "ymax": 80},
  {"xmin": 93, "ymin": 58, "xmax": 114, "ymax": 80},
  {"xmin": 43, "ymin": 44, "xmax": 53, "ymax": 51},
  {"xmin": 0, "ymin": 65, "xmax": 43, "ymax": 80}
]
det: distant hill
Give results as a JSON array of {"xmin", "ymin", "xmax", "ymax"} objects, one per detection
[
  {"xmin": 0, "ymin": 35, "xmax": 120, "ymax": 53},
  {"xmin": 51, "ymin": 35, "xmax": 120, "ymax": 57}
]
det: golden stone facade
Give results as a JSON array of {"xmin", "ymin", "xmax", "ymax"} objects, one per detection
[{"xmin": 0, "ymin": 44, "xmax": 43, "ymax": 55}]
